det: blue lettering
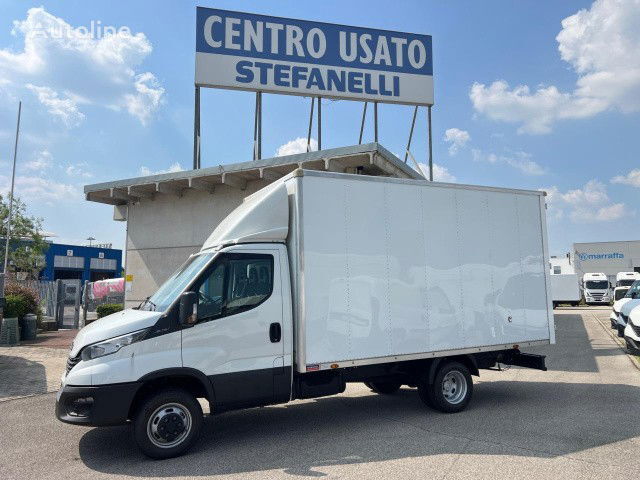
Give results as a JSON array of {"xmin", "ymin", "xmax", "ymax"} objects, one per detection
[
  {"xmin": 306, "ymin": 68, "xmax": 325, "ymax": 90},
  {"xmin": 379, "ymin": 75, "xmax": 392, "ymax": 96},
  {"xmin": 327, "ymin": 70, "xmax": 345, "ymax": 92},
  {"xmin": 253, "ymin": 61, "xmax": 273, "ymax": 84},
  {"xmin": 235, "ymin": 60, "xmax": 254, "ymax": 83},
  {"xmin": 291, "ymin": 66, "xmax": 307, "ymax": 88},
  {"xmin": 364, "ymin": 73, "xmax": 378, "ymax": 95},
  {"xmin": 274, "ymin": 64, "xmax": 290, "ymax": 87},
  {"xmin": 348, "ymin": 71, "xmax": 363, "ymax": 93}
]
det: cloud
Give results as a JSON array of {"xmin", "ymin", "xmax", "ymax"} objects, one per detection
[
  {"xmin": 26, "ymin": 84, "xmax": 85, "ymax": 127},
  {"xmin": 139, "ymin": 162, "xmax": 184, "ymax": 176},
  {"xmin": 275, "ymin": 137, "xmax": 318, "ymax": 157},
  {"xmin": 472, "ymin": 148, "xmax": 546, "ymax": 175},
  {"xmin": 470, "ymin": 0, "xmax": 640, "ymax": 134},
  {"xmin": 443, "ymin": 128, "xmax": 470, "ymax": 155},
  {"xmin": 415, "ymin": 163, "xmax": 457, "ymax": 182},
  {"xmin": 65, "ymin": 162, "xmax": 93, "ymax": 178},
  {"xmin": 543, "ymin": 180, "xmax": 628, "ymax": 222},
  {"xmin": 0, "ymin": 174, "xmax": 80, "ymax": 202},
  {"xmin": 24, "ymin": 149, "xmax": 53, "ymax": 171},
  {"xmin": 0, "ymin": 7, "xmax": 163, "ymax": 127},
  {"xmin": 611, "ymin": 169, "xmax": 640, "ymax": 187}
]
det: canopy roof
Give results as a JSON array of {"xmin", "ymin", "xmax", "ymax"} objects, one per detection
[{"xmin": 84, "ymin": 143, "xmax": 423, "ymax": 205}]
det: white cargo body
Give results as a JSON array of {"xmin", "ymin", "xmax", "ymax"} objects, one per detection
[
  {"xmin": 285, "ymin": 170, "xmax": 555, "ymax": 371},
  {"xmin": 550, "ymin": 273, "xmax": 581, "ymax": 306}
]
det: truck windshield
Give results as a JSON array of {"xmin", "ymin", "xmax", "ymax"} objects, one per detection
[
  {"xmin": 617, "ymin": 279, "xmax": 636, "ymax": 287},
  {"xmin": 624, "ymin": 282, "xmax": 640, "ymax": 298},
  {"xmin": 585, "ymin": 280, "xmax": 608, "ymax": 289},
  {"xmin": 139, "ymin": 253, "xmax": 214, "ymax": 312}
]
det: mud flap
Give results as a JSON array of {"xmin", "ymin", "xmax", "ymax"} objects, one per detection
[{"xmin": 498, "ymin": 351, "xmax": 547, "ymax": 371}]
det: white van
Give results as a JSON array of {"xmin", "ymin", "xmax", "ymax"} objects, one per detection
[
  {"xmin": 613, "ymin": 272, "xmax": 640, "ymax": 302},
  {"xmin": 56, "ymin": 170, "xmax": 554, "ymax": 458},
  {"xmin": 615, "ymin": 280, "xmax": 640, "ymax": 337},
  {"xmin": 582, "ymin": 272, "xmax": 612, "ymax": 304}
]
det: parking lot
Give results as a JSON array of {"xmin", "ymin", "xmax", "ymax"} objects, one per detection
[{"xmin": 1, "ymin": 307, "xmax": 639, "ymax": 480}]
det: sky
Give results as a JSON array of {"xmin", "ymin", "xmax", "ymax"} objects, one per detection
[{"xmin": 0, "ymin": 0, "xmax": 639, "ymax": 256}]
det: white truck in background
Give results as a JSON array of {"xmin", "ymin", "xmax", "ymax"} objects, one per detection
[
  {"xmin": 56, "ymin": 170, "xmax": 554, "ymax": 459},
  {"xmin": 613, "ymin": 272, "xmax": 640, "ymax": 301},
  {"xmin": 582, "ymin": 272, "xmax": 612, "ymax": 305},
  {"xmin": 550, "ymin": 273, "xmax": 580, "ymax": 307}
]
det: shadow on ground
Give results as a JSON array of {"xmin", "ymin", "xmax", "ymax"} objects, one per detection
[
  {"xmin": 0, "ymin": 354, "xmax": 48, "ymax": 399},
  {"xmin": 79, "ymin": 379, "xmax": 640, "ymax": 477}
]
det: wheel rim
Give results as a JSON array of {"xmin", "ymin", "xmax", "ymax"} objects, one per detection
[
  {"xmin": 441, "ymin": 370, "xmax": 467, "ymax": 405},
  {"xmin": 147, "ymin": 403, "xmax": 192, "ymax": 449}
]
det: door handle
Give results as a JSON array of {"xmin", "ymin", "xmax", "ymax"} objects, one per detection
[{"xmin": 269, "ymin": 322, "xmax": 281, "ymax": 343}]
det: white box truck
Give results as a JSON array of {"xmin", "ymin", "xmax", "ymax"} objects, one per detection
[
  {"xmin": 550, "ymin": 273, "xmax": 580, "ymax": 307},
  {"xmin": 57, "ymin": 170, "xmax": 554, "ymax": 458}
]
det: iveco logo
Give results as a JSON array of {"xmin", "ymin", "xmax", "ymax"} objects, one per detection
[{"xmin": 577, "ymin": 252, "xmax": 624, "ymax": 261}]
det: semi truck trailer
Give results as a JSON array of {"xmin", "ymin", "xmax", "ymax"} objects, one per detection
[{"xmin": 56, "ymin": 170, "xmax": 554, "ymax": 458}]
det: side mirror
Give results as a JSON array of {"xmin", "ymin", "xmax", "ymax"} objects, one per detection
[{"xmin": 179, "ymin": 291, "xmax": 198, "ymax": 326}]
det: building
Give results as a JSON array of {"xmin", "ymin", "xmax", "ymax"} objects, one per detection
[
  {"xmin": 84, "ymin": 143, "xmax": 423, "ymax": 307},
  {"xmin": 40, "ymin": 242, "xmax": 123, "ymax": 282},
  {"xmin": 549, "ymin": 253, "xmax": 575, "ymax": 275},
  {"xmin": 573, "ymin": 240, "xmax": 640, "ymax": 284}
]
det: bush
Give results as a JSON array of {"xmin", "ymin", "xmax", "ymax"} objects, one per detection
[
  {"xmin": 97, "ymin": 303, "xmax": 124, "ymax": 318},
  {"xmin": 5, "ymin": 283, "xmax": 40, "ymax": 315},
  {"xmin": 4, "ymin": 295, "xmax": 30, "ymax": 319}
]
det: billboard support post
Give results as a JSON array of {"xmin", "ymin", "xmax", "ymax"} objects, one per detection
[
  {"xmin": 374, "ymin": 102, "xmax": 378, "ymax": 142},
  {"xmin": 193, "ymin": 86, "xmax": 201, "ymax": 169},
  {"xmin": 358, "ymin": 102, "xmax": 367, "ymax": 145},
  {"xmin": 317, "ymin": 97, "xmax": 322, "ymax": 151},
  {"xmin": 428, "ymin": 105, "xmax": 433, "ymax": 181},
  {"xmin": 257, "ymin": 91, "xmax": 262, "ymax": 160},
  {"xmin": 404, "ymin": 106, "xmax": 418, "ymax": 164},
  {"xmin": 307, "ymin": 97, "xmax": 315, "ymax": 152}
]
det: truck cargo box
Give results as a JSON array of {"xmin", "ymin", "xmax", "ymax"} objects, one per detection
[{"xmin": 287, "ymin": 170, "xmax": 554, "ymax": 372}]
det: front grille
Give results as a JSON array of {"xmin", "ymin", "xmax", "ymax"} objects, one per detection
[
  {"xmin": 621, "ymin": 314, "xmax": 629, "ymax": 325},
  {"xmin": 66, "ymin": 356, "xmax": 80, "ymax": 375},
  {"xmin": 632, "ymin": 323, "xmax": 640, "ymax": 338}
]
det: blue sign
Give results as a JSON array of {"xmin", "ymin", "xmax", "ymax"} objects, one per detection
[{"xmin": 195, "ymin": 8, "xmax": 433, "ymax": 105}]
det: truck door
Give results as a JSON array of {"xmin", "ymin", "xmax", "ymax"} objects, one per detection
[{"xmin": 181, "ymin": 247, "xmax": 289, "ymax": 410}]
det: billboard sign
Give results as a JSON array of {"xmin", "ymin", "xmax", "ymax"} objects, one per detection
[{"xmin": 195, "ymin": 8, "xmax": 433, "ymax": 105}]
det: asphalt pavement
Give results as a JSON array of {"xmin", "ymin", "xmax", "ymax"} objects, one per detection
[{"xmin": 1, "ymin": 307, "xmax": 639, "ymax": 480}]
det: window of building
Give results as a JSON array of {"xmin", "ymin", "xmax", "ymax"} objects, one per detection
[
  {"xmin": 90, "ymin": 257, "xmax": 117, "ymax": 270},
  {"xmin": 54, "ymin": 255, "xmax": 84, "ymax": 269}
]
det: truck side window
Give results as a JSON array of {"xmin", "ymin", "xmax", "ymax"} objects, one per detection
[
  {"xmin": 195, "ymin": 253, "xmax": 274, "ymax": 322},
  {"xmin": 225, "ymin": 255, "xmax": 273, "ymax": 316},
  {"xmin": 197, "ymin": 263, "xmax": 225, "ymax": 320}
]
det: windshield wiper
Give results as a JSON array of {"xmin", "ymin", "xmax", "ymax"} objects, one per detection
[{"xmin": 139, "ymin": 297, "xmax": 157, "ymax": 311}]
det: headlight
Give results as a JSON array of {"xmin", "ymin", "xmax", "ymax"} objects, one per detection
[{"xmin": 80, "ymin": 329, "xmax": 149, "ymax": 361}]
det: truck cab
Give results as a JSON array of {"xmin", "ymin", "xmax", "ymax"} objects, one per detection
[
  {"xmin": 613, "ymin": 272, "xmax": 640, "ymax": 301},
  {"xmin": 582, "ymin": 272, "xmax": 611, "ymax": 305}
]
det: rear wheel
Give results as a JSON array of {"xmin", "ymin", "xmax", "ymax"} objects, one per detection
[
  {"xmin": 418, "ymin": 361, "xmax": 473, "ymax": 413},
  {"xmin": 365, "ymin": 380, "xmax": 402, "ymax": 394},
  {"xmin": 133, "ymin": 388, "xmax": 203, "ymax": 459}
]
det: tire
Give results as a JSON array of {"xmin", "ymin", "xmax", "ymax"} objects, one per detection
[
  {"xmin": 133, "ymin": 388, "xmax": 203, "ymax": 459},
  {"xmin": 418, "ymin": 361, "xmax": 473, "ymax": 413},
  {"xmin": 366, "ymin": 380, "xmax": 402, "ymax": 394}
]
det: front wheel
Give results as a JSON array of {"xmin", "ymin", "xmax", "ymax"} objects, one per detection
[
  {"xmin": 418, "ymin": 361, "xmax": 473, "ymax": 413},
  {"xmin": 133, "ymin": 388, "xmax": 203, "ymax": 459}
]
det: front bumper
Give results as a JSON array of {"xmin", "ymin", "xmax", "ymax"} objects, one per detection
[
  {"xmin": 56, "ymin": 382, "xmax": 141, "ymax": 426},
  {"xmin": 625, "ymin": 335, "xmax": 640, "ymax": 356}
]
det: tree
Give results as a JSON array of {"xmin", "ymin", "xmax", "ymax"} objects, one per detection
[{"xmin": 0, "ymin": 194, "xmax": 49, "ymax": 279}]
